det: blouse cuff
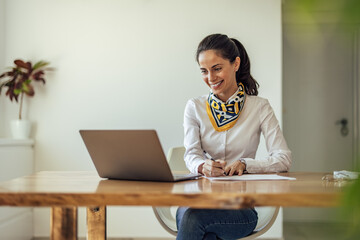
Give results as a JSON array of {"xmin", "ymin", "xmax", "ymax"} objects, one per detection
[
  {"xmin": 190, "ymin": 158, "xmax": 206, "ymax": 174},
  {"xmin": 240, "ymin": 158, "xmax": 259, "ymax": 173}
]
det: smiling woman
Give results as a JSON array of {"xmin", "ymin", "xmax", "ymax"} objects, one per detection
[{"xmin": 177, "ymin": 33, "xmax": 292, "ymax": 240}]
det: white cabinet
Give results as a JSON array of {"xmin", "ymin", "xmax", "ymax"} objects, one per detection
[{"xmin": 0, "ymin": 139, "xmax": 34, "ymax": 240}]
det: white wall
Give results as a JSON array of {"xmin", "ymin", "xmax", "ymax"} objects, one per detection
[
  {"xmin": 1, "ymin": 0, "xmax": 283, "ymax": 238},
  {"xmin": 0, "ymin": 0, "xmax": 5, "ymax": 135}
]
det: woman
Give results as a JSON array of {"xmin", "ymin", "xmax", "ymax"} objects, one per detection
[{"xmin": 176, "ymin": 34, "xmax": 291, "ymax": 240}]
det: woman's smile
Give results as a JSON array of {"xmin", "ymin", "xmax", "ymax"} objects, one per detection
[
  {"xmin": 198, "ymin": 50, "xmax": 239, "ymax": 102},
  {"xmin": 210, "ymin": 80, "xmax": 224, "ymax": 89}
]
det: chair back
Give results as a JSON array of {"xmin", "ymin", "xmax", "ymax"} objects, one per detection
[
  {"xmin": 153, "ymin": 207, "xmax": 178, "ymax": 236},
  {"xmin": 167, "ymin": 146, "xmax": 188, "ymax": 172}
]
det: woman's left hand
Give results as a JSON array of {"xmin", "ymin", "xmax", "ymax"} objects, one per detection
[{"xmin": 224, "ymin": 160, "xmax": 246, "ymax": 176}]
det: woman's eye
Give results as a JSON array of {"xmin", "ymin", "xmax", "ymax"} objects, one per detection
[
  {"xmin": 200, "ymin": 70, "xmax": 207, "ymax": 74},
  {"xmin": 214, "ymin": 68, "xmax": 222, "ymax": 71}
]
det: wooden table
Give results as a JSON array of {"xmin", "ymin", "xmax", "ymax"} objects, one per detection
[{"xmin": 0, "ymin": 171, "xmax": 344, "ymax": 240}]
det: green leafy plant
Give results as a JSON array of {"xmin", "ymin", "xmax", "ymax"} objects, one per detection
[
  {"xmin": 341, "ymin": 167, "xmax": 360, "ymax": 239},
  {"xmin": 289, "ymin": 0, "xmax": 360, "ymax": 23},
  {"xmin": 0, "ymin": 59, "xmax": 50, "ymax": 120}
]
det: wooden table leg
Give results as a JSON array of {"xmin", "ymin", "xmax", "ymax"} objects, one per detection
[
  {"xmin": 51, "ymin": 206, "xmax": 78, "ymax": 240},
  {"xmin": 87, "ymin": 206, "xmax": 106, "ymax": 240}
]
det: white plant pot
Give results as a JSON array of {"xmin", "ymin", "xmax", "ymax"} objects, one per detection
[{"xmin": 10, "ymin": 120, "xmax": 32, "ymax": 139}]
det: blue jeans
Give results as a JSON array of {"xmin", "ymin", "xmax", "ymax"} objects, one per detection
[{"xmin": 176, "ymin": 207, "xmax": 258, "ymax": 240}]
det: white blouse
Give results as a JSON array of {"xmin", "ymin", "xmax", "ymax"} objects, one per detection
[{"xmin": 183, "ymin": 94, "xmax": 292, "ymax": 174}]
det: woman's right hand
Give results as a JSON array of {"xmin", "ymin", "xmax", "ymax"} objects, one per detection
[{"xmin": 198, "ymin": 159, "xmax": 226, "ymax": 177}]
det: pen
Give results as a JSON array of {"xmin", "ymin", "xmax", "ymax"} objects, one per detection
[
  {"xmin": 203, "ymin": 151, "xmax": 214, "ymax": 161},
  {"xmin": 203, "ymin": 151, "xmax": 226, "ymax": 175}
]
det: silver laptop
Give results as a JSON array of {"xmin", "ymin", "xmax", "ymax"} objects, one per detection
[{"xmin": 80, "ymin": 129, "xmax": 200, "ymax": 182}]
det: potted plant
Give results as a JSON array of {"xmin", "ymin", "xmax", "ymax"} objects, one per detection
[{"xmin": 0, "ymin": 59, "xmax": 50, "ymax": 139}]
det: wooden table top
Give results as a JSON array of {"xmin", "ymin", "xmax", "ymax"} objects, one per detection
[{"xmin": 0, "ymin": 171, "xmax": 344, "ymax": 209}]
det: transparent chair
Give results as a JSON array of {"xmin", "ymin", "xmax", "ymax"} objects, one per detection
[
  {"xmin": 166, "ymin": 146, "xmax": 189, "ymax": 172},
  {"xmin": 153, "ymin": 146, "xmax": 280, "ymax": 240}
]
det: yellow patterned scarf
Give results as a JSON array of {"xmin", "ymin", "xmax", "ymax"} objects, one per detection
[{"xmin": 206, "ymin": 83, "xmax": 246, "ymax": 132}]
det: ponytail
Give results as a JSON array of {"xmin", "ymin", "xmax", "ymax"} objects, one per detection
[{"xmin": 230, "ymin": 38, "xmax": 259, "ymax": 95}]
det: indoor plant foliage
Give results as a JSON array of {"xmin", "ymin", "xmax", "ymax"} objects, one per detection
[
  {"xmin": 341, "ymin": 166, "xmax": 360, "ymax": 239},
  {"xmin": 0, "ymin": 59, "xmax": 50, "ymax": 120}
]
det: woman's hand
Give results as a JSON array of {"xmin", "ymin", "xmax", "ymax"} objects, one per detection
[
  {"xmin": 224, "ymin": 160, "xmax": 246, "ymax": 176},
  {"xmin": 199, "ymin": 159, "xmax": 226, "ymax": 177}
]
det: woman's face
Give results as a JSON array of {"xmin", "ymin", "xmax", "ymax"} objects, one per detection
[{"xmin": 198, "ymin": 50, "xmax": 240, "ymax": 102}]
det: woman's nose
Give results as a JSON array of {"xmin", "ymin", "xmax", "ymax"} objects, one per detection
[{"xmin": 208, "ymin": 72, "xmax": 216, "ymax": 81}]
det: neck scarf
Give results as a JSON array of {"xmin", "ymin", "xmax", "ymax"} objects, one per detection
[{"xmin": 206, "ymin": 83, "xmax": 246, "ymax": 132}]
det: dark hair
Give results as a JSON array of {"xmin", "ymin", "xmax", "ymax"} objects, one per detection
[{"xmin": 196, "ymin": 34, "xmax": 259, "ymax": 95}]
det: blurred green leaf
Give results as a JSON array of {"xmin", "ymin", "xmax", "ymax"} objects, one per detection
[
  {"xmin": 340, "ymin": 167, "xmax": 360, "ymax": 238},
  {"xmin": 33, "ymin": 61, "xmax": 49, "ymax": 70},
  {"xmin": 342, "ymin": 0, "xmax": 360, "ymax": 23},
  {"xmin": 13, "ymin": 89, "xmax": 21, "ymax": 95},
  {"xmin": 287, "ymin": 0, "xmax": 360, "ymax": 25}
]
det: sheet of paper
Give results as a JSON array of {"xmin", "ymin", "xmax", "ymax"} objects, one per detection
[{"xmin": 205, "ymin": 174, "xmax": 296, "ymax": 181}]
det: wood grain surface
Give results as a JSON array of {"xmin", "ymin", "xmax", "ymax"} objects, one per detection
[
  {"xmin": 87, "ymin": 206, "xmax": 106, "ymax": 240},
  {"xmin": 51, "ymin": 206, "xmax": 77, "ymax": 240},
  {"xmin": 0, "ymin": 171, "xmax": 343, "ymax": 209}
]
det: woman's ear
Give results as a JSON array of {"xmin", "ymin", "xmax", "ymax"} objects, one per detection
[{"xmin": 235, "ymin": 56, "xmax": 241, "ymax": 72}]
